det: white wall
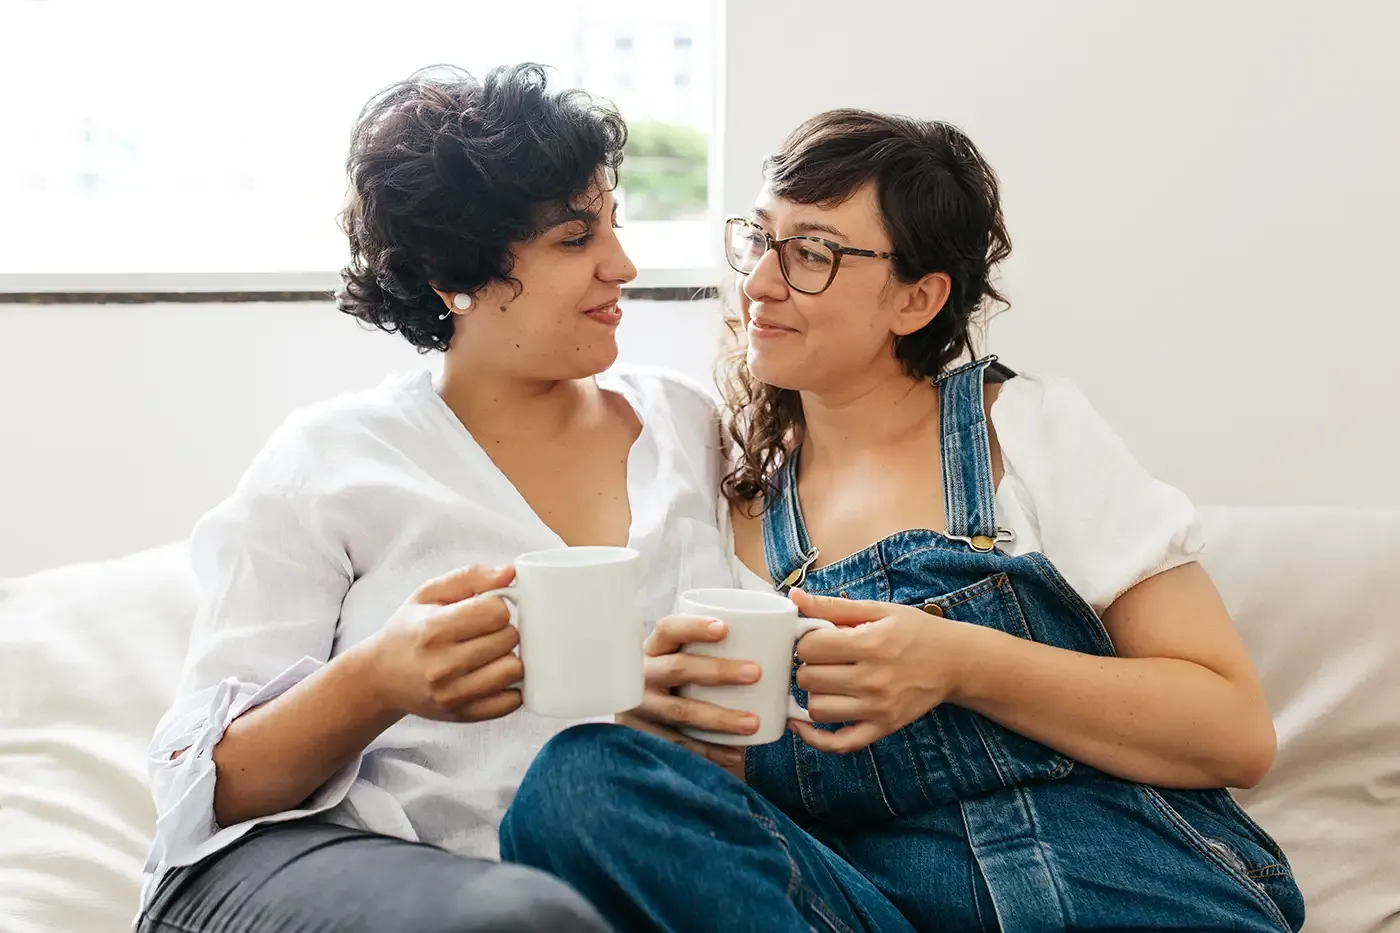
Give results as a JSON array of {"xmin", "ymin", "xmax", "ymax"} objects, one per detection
[
  {"xmin": 5, "ymin": 0, "xmax": 1399, "ymax": 574},
  {"xmin": 721, "ymin": 0, "xmax": 1400, "ymax": 506},
  {"xmin": 0, "ymin": 301, "xmax": 722, "ymax": 577}
]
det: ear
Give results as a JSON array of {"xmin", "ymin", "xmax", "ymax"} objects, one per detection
[
  {"xmin": 431, "ymin": 288, "xmax": 454, "ymax": 312},
  {"xmin": 889, "ymin": 272, "xmax": 952, "ymax": 337}
]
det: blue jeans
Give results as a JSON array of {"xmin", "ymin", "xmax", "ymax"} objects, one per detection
[
  {"xmin": 501, "ymin": 723, "xmax": 913, "ymax": 933},
  {"xmin": 503, "ymin": 358, "xmax": 1302, "ymax": 932},
  {"xmin": 500, "ymin": 724, "xmax": 1302, "ymax": 932}
]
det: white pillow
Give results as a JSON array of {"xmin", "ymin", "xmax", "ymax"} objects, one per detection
[
  {"xmin": 1201, "ymin": 506, "xmax": 1400, "ymax": 933},
  {"xmin": 0, "ymin": 543, "xmax": 195, "ymax": 933},
  {"xmin": 3, "ymin": 508, "xmax": 1398, "ymax": 933}
]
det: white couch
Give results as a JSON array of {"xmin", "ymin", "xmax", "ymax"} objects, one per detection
[{"xmin": 2, "ymin": 507, "xmax": 1398, "ymax": 933}]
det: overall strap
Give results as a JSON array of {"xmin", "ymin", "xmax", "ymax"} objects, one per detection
[
  {"xmin": 761, "ymin": 453, "xmax": 820, "ymax": 592},
  {"xmin": 937, "ymin": 356, "xmax": 1002, "ymax": 550}
]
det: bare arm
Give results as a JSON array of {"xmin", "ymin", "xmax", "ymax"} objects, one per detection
[
  {"xmin": 790, "ymin": 563, "xmax": 1276, "ymax": 789},
  {"xmin": 209, "ymin": 644, "xmax": 400, "ymax": 826},
  {"xmin": 949, "ymin": 562, "xmax": 1276, "ymax": 788}
]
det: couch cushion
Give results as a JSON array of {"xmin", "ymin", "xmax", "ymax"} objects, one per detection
[
  {"xmin": 3, "ymin": 508, "xmax": 1399, "ymax": 933},
  {"xmin": 0, "ymin": 543, "xmax": 195, "ymax": 933},
  {"xmin": 1200, "ymin": 506, "xmax": 1400, "ymax": 933}
]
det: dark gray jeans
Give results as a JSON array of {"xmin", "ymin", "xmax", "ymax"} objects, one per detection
[{"xmin": 138, "ymin": 821, "xmax": 612, "ymax": 933}]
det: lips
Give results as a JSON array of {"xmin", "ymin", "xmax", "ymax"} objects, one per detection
[
  {"xmin": 583, "ymin": 300, "xmax": 622, "ymax": 326},
  {"xmin": 748, "ymin": 316, "xmax": 797, "ymax": 335}
]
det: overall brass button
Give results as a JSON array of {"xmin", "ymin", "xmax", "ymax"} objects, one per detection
[
  {"xmin": 922, "ymin": 603, "xmax": 945, "ymax": 617},
  {"xmin": 969, "ymin": 534, "xmax": 996, "ymax": 552}
]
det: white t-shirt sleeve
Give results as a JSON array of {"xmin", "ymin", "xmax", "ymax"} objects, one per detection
[
  {"xmin": 145, "ymin": 418, "xmax": 357, "ymax": 871},
  {"xmin": 993, "ymin": 375, "xmax": 1205, "ymax": 613}
]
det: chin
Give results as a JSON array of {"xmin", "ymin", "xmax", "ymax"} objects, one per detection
[
  {"xmin": 565, "ymin": 340, "xmax": 620, "ymax": 379},
  {"xmin": 746, "ymin": 345, "xmax": 804, "ymax": 391}
]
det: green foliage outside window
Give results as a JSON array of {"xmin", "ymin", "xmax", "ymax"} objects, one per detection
[{"xmin": 619, "ymin": 121, "xmax": 708, "ymax": 221}]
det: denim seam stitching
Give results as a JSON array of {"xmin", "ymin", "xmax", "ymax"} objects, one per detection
[
  {"xmin": 897, "ymin": 724, "xmax": 936, "ymax": 807},
  {"xmin": 1216, "ymin": 790, "xmax": 1294, "ymax": 869},
  {"xmin": 800, "ymin": 891, "xmax": 860, "ymax": 933},
  {"xmin": 1141, "ymin": 787, "xmax": 1292, "ymax": 932},
  {"xmin": 804, "ymin": 567, "xmax": 886, "ymax": 593},
  {"xmin": 793, "ymin": 726, "xmax": 818, "ymax": 816},
  {"xmin": 862, "ymin": 745, "xmax": 900, "ymax": 818},
  {"xmin": 917, "ymin": 572, "xmax": 1006, "ymax": 611},
  {"xmin": 749, "ymin": 812, "xmax": 857, "ymax": 933},
  {"xmin": 993, "ymin": 580, "xmax": 1076, "ymax": 781},
  {"xmin": 930, "ymin": 709, "xmax": 975, "ymax": 795},
  {"xmin": 969, "ymin": 419, "xmax": 995, "ymax": 538},
  {"xmin": 994, "ymin": 576, "xmax": 1032, "ymax": 638},
  {"xmin": 970, "ymin": 717, "xmax": 1011, "ymax": 787},
  {"xmin": 1028, "ymin": 553, "xmax": 1117, "ymax": 656},
  {"xmin": 750, "ymin": 812, "xmax": 801, "ymax": 900}
]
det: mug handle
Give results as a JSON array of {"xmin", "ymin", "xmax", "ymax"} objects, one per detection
[
  {"xmin": 478, "ymin": 584, "xmax": 519, "ymax": 611},
  {"xmin": 478, "ymin": 585, "xmax": 523, "ymax": 689},
  {"xmin": 786, "ymin": 617, "xmax": 836, "ymax": 723}
]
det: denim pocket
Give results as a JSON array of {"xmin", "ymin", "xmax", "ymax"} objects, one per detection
[
  {"xmin": 886, "ymin": 574, "xmax": 1075, "ymax": 806},
  {"xmin": 1143, "ymin": 787, "xmax": 1302, "ymax": 931}
]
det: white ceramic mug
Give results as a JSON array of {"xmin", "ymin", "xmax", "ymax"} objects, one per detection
[
  {"xmin": 481, "ymin": 546, "xmax": 645, "ymax": 718},
  {"xmin": 675, "ymin": 588, "xmax": 835, "ymax": 746}
]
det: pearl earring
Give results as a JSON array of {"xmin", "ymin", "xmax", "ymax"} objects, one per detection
[{"xmin": 438, "ymin": 292, "xmax": 473, "ymax": 321}]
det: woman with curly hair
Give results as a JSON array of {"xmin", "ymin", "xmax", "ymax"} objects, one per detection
[
  {"xmin": 501, "ymin": 111, "xmax": 1304, "ymax": 932},
  {"xmin": 136, "ymin": 64, "xmax": 737, "ymax": 933}
]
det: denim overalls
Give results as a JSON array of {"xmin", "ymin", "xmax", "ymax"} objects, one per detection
[{"xmin": 744, "ymin": 358, "xmax": 1304, "ymax": 933}]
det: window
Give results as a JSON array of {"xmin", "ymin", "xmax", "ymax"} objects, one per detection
[{"xmin": 0, "ymin": 1, "xmax": 715, "ymax": 288}]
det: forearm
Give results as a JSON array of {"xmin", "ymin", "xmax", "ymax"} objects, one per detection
[
  {"xmin": 211, "ymin": 642, "xmax": 403, "ymax": 826},
  {"xmin": 950, "ymin": 624, "xmax": 1275, "ymax": 789}
]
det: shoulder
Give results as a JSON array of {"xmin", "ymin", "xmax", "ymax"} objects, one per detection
[
  {"xmin": 236, "ymin": 371, "xmax": 437, "ymax": 496},
  {"xmin": 989, "ymin": 372, "xmax": 1142, "ymax": 472},
  {"xmin": 990, "ymin": 370, "xmax": 1156, "ymax": 495},
  {"xmin": 990, "ymin": 372, "xmax": 1099, "ymax": 431},
  {"xmin": 990, "ymin": 372, "xmax": 1203, "ymax": 611}
]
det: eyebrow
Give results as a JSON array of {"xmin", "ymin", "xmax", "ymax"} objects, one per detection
[
  {"xmin": 752, "ymin": 206, "xmax": 847, "ymax": 240},
  {"xmin": 544, "ymin": 199, "xmax": 619, "ymax": 232}
]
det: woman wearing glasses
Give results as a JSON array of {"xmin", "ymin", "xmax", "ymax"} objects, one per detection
[{"xmin": 501, "ymin": 110, "xmax": 1304, "ymax": 932}]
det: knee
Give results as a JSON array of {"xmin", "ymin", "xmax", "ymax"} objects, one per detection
[
  {"xmin": 503, "ymin": 724, "xmax": 640, "ymax": 841},
  {"xmin": 444, "ymin": 863, "xmax": 610, "ymax": 933},
  {"xmin": 501, "ymin": 723, "xmax": 706, "ymax": 858}
]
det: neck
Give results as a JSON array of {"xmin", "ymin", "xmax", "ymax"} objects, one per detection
[
  {"xmin": 797, "ymin": 368, "xmax": 939, "ymax": 470},
  {"xmin": 438, "ymin": 354, "xmax": 599, "ymax": 440}
]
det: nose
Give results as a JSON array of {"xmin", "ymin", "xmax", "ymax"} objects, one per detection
[
  {"xmin": 598, "ymin": 225, "xmax": 638, "ymax": 285},
  {"xmin": 741, "ymin": 244, "xmax": 789, "ymax": 304}
]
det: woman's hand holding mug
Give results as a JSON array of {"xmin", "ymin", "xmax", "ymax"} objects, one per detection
[{"xmin": 616, "ymin": 614, "xmax": 765, "ymax": 772}]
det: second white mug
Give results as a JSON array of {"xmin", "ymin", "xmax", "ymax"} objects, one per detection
[{"xmin": 676, "ymin": 587, "xmax": 835, "ymax": 746}]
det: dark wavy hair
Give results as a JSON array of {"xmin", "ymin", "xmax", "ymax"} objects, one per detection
[
  {"xmin": 336, "ymin": 63, "xmax": 627, "ymax": 351},
  {"xmin": 720, "ymin": 109, "xmax": 1013, "ymax": 505}
]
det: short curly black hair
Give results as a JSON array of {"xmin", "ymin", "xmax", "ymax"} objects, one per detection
[{"xmin": 336, "ymin": 63, "xmax": 627, "ymax": 352}]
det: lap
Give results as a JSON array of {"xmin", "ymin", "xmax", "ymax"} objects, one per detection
[
  {"xmin": 140, "ymin": 820, "xmax": 610, "ymax": 933},
  {"xmin": 817, "ymin": 772, "xmax": 1301, "ymax": 933},
  {"xmin": 503, "ymin": 724, "xmax": 916, "ymax": 933}
]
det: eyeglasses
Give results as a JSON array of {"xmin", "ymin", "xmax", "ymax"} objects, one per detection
[{"xmin": 723, "ymin": 217, "xmax": 897, "ymax": 295}]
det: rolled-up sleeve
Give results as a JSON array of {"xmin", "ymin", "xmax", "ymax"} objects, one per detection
[{"xmin": 144, "ymin": 431, "xmax": 356, "ymax": 872}]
